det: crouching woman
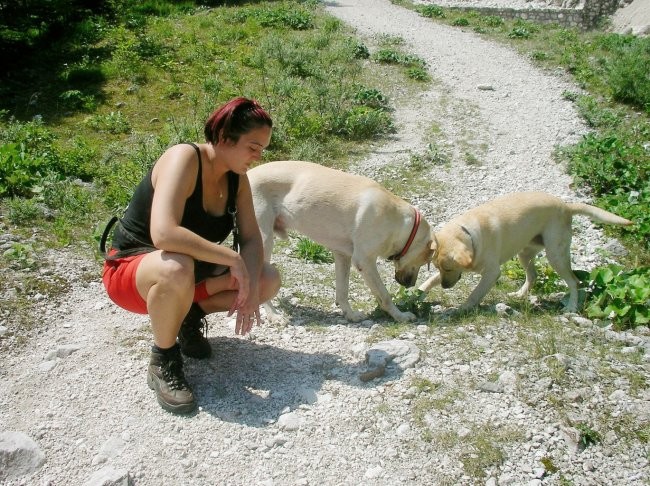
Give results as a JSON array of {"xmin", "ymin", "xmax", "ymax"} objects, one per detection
[{"xmin": 101, "ymin": 97, "xmax": 280, "ymax": 414}]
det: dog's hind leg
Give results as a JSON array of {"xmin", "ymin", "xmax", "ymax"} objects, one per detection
[
  {"xmin": 544, "ymin": 233, "xmax": 580, "ymax": 312},
  {"xmin": 333, "ymin": 251, "xmax": 365, "ymax": 322},
  {"xmin": 508, "ymin": 246, "xmax": 540, "ymax": 299}
]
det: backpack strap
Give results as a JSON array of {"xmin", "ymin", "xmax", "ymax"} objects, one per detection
[
  {"xmin": 99, "ymin": 216, "xmax": 119, "ymax": 255},
  {"xmin": 227, "ymin": 171, "xmax": 240, "ymax": 252}
]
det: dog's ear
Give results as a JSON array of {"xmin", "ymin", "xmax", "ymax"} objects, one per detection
[
  {"xmin": 455, "ymin": 247, "xmax": 474, "ymax": 268},
  {"xmin": 429, "ymin": 235, "xmax": 438, "ymax": 256}
]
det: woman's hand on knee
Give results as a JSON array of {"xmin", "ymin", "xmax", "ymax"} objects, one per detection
[{"xmin": 227, "ymin": 256, "xmax": 250, "ymax": 316}]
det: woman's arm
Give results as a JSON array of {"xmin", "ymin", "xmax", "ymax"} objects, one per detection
[
  {"xmin": 229, "ymin": 173, "xmax": 265, "ymax": 334},
  {"xmin": 148, "ymin": 144, "xmax": 242, "ymax": 269}
]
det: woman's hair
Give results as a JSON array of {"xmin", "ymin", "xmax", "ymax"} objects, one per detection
[{"xmin": 204, "ymin": 97, "xmax": 272, "ymax": 144}]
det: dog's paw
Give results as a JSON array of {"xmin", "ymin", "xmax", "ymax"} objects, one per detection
[
  {"xmin": 262, "ymin": 302, "xmax": 288, "ymax": 325},
  {"xmin": 507, "ymin": 290, "xmax": 527, "ymax": 299},
  {"xmin": 392, "ymin": 311, "xmax": 416, "ymax": 322},
  {"xmin": 344, "ymin": 310, "xmax": 367, "ymax": 322}
]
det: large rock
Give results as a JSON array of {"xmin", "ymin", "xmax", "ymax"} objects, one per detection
[
  {"xmin": 0, "ymin": 431, "xmax": 46, "ymax": 480},
  {"xmin": 83, "ymin": 466, "xmax": 132, "ymax": 486}
]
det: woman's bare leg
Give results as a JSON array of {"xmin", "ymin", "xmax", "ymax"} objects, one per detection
[
  {"xmin": 199, "ymin": 262, "xmax": 280, "ymax": 314},
  {"xmin": 135, "ymin": 251, "xmax": 195, "ymax": 348}
]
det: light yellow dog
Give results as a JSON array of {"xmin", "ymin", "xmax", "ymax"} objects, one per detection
[
  {"xmin": 418, "ymin": 192, "xmax": 633, "ymax": 312},
  {"xmin": 248, "ymin": 161, "xmax": 434, "ymax": 322}
]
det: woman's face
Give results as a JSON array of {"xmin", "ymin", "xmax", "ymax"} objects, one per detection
[{"xmin": 221, "ymin": 125, "xmax": 272, "ymax": 174}]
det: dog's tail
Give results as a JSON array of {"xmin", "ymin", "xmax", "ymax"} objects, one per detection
[{"xmin": 568, "ymin": 203, "xmax": 633, "ymax": 226}]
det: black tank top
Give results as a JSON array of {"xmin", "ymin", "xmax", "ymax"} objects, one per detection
[{"xmin": 110, "ymin": 143, "xmax": 238, "ymax": 280}]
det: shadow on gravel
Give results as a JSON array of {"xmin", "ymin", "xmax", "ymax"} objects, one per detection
[{"xmin": 184, "ymin": 336, "xmax": 379, "ymax": 427}]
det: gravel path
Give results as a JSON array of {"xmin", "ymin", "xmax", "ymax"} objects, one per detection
[{"xmin": 1, "ymin": 2, "xmax": 648, "ymax": 485}]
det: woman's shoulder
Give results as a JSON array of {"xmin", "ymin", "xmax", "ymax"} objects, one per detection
[{"xmin": 151, "ymin": 143, "xmax": 201, "ymax": 190}]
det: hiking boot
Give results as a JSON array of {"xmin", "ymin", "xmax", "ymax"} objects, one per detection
[
  {"xmin": 177, "ymin": 303, "xmax": 212, "ymax": 359},
  {"xmin": 147, "ymin": 344, "xmax": 196, "ymax": 414}
]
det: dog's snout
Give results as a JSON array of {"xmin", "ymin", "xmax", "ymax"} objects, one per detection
[
  {"xmin": 395, "ymin": 272, "xmax": 417, "ymax": 287},
  {"xmin": 441, "ymin": 276, "xmax": 460, "ymax": 289}
]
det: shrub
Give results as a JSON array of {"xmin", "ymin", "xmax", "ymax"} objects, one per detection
[
  {"xmin": 339, "ymin": 106, "xmax": 394, "ymax": 140},
  {"xmin": 353, "ymin": 87, "xmax": 389, "ymax": 110},
  {"xmin": 605, "ymin": 38, "xmax": 650, "ymax": 113},
  {"xmin": 509, "ymin": 27, "xmax": 531, "ymax": 39},
  {"xmin": 407, "ymin": 66, "xmax": 430, "ymax": 81},
  {"xmin": 86, "ymin": 111, "xmax": 131, "ymax": 134},
  {"xmin": 418, "ymin": 5, "xmax": 445, "ymax": 18},
  {"xmin": 565, "ymin": 129, "xmax": 649, "ymax": 248},
  {"xmin": 373, "ymin": 48, "xmax": 402, "ymax": 64},
  {"xmin": 0, "ymin": 143, "xmax": 47, "ymax": 197},
  {"xmin": 346, "ymin": 39, "xmax": 370, "ymax": 59},
  {"xmin": 293, "ymin": 238, "xmax": 333, "ymax": 264},
  {"xmin": 237, "ymin": 5, "xmax": 314, "ymax": 30},
  {"xmin": 585, "ymin": 265, "xmax": 650, "ymax": 328},
  {"xmin": 482, "ymin": 15, "xmax": 504, "ymax": 27}
]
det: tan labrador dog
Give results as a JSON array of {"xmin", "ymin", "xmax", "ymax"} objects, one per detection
[
  {"xmin": 418, "ymin": 192, "xmax": 633, "ymax": 312},
  {"xmin": 248, "ymin": 161, "xmax": 434, "ymax": 322}
]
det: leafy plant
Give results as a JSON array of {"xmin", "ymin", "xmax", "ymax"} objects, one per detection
[
  {"xmin": 2, "ymin": 243, "xmax": 36, "ymax": 270},
  {"xmin": 353, "ymin": 87, "xmax": 389, "ymax": 110},
  {"xmin": 0, "ymin": 143, "xmax": 46, "ymax": 197},
  {"xmin": 236, "ymin": 5, "xmax": 314, "ymax": 30},
  {"xmin": 339, "ymin": 106, "xmax": 394, "ymax": 140},
  {"xmin": 86, "ymin": 111, "xmax": 131, "ymax": 134},
  {"xmin": 393, "ymin": 287, "xmax": 435, "ymax": 318},
  {"xmin": 540, "ymin": 456, "xmax": 559, "ymax": 474},
  {"xmin": 584, "ymin": 265, "xmax": 650, "ymax": 328},
  {"xmin": 292, "ymin": 238, "xmax": 333, "ymax": 264},
  {"xmin": 417, "ymin": 5, "xmax": 445, "ymax": 18},
  {"xmin": 406, "ymin": 66, "xmax": 430, "ymax": 81},
  {"xmin": 501, "ymin": 258, "xmax": 566, "ymax": 296},
  {"xmin": 373, "ymin": 48, "xmax": 402, "ymax": 64},
  {"xmin": 576, "ymin": 423, "xmax": 602, "ymax": 451},
  {"xmin": 346, "ymin": 38, "xmax": 370, "ymax": 59},
  {"xmin": 481, "ymin": 15, "xmax": 504, "ymax": 28},
  {"xmin": 509, "ymin": 27, "xmax": 532, "ymax": 39},
  {"xmin": 410, "ymin": 141, "xmax": 450, "ymax": 167}
]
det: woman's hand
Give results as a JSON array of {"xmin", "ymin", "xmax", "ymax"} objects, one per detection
[
  {"xmin": 232, "ymin": 300, "xmax": 262, "ymax": 336},
  {"xmin": 227, "ymin": 255, "xmax": 250, "ymax": 311},
  {"xmin": 227, "ymin": 255, "xmax": 262, "ymax": 335}
]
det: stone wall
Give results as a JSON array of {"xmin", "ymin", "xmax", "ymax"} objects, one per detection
[{"xmin": 446, "ymin": 0, "xmax": 620, "ymax": 30}]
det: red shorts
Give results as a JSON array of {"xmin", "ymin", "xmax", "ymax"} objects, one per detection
[{"xmin": 102, "ymin": 250, "xmax": 210, "ymax": 314}]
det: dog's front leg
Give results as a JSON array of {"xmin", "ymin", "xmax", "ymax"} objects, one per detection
[
  {"xmin": 354, "ymin": 256, "xmax": 416, "ymax": 322},
  {"xmin": 334, "ymin": 251, "xmax": 366, "ymax": 322},
  {"xmin": 459, "ymin": 267, "xmax": 501, "ymax": 311},
  {"xmin": 418, "ymin": 271, "xmax": 442, "ymax": 293}
]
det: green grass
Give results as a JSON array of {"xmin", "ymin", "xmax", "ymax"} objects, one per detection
[{"xmin": 0, "ymin": 1, "xmax": 408, "ymax": 251}]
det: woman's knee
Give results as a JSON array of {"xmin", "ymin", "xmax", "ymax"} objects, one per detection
[
  {"xmin": 160, "ymin": 253, "xmax": 195, "ymax": 286},
  {"xmin": 141, "ymin": 252, "xmax": 195, "ymax": 291}
]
